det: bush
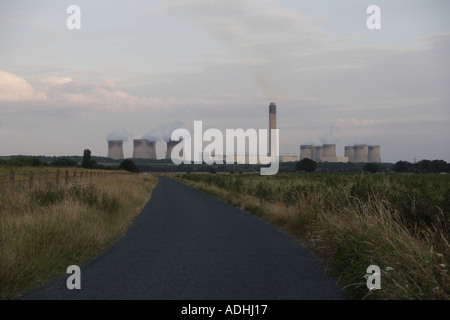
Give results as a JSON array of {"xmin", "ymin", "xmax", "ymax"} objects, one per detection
[
  {"xmin": 120, "ymin": 159, "xmax": 138, "ymax": 172},
  {"xmin": 295, "ymin": 158, "xmax": 317, "ymax": 172},
  {"xmin": 363, "ymin": 163, "xmax": 379, "ymax": 173}
]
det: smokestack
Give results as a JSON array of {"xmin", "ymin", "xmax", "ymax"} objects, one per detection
[
  {"xmin": 300, "ymin": 145, "xmax": 313, "ymax": 160},
  {"xmin": 368, "ymin": 145, "xmax": 381, "ymax": 163},
  {"xmin": 322, "ymin": 144, "xmax": 336, "ymax": 158},
  {"xmin": 269, "ymin": 102, "xmax": 276, "ymax": 156},
  {"xmin": 108, "ymin": 140, "xmax": 124, "ymax": 160},
  {"xmin": 133, "ymin": 139, "xmax": 157, "ymax": 159},
  {"xmin": 166, "ymin": 140, "xmax": 183, "ymax": 160},
  {"xmin": 344, "ymin": 146, "xmax": 355, "ymax": 163},
  {"xmin": 354, "ymin": 144, "xmax": 368, "ymax": 163}
]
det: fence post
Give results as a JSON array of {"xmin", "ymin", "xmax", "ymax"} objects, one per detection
[
  {"xmin": 29, "ymin": 171, "xmax": 33, "ymax": 189},
  {"xmin": 73, "ymin": 171, "xmax": 77, "ymax": 179},
  {"xmin": 10, "ymin": 170, "xmax": 15, "ymax": 191},
  {"xmin": 80, "ymin": 171, "xmax": 83, "ymax": 178}
]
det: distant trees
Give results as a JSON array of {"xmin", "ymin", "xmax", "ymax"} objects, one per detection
[
  {"xmin": 363, "ymin": 163, "xmax": 379, "ymax": 173},
  {"xmin": 119, "ymin": 159, "xmax": 138, "ymax": 172},
  {"xmin": 51, "ymin": 157, "xmax": 78, "ymax": 167},
  {"xmin": 295, "ymin": 158, "xmax": 317, "ymax": 172},
  {"xmin": 393, "ymin": 160, "xmax": 450, "ymax": 173}
]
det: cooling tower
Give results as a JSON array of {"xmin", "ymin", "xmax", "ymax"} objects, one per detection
[
  {"xmin": 300, "ymin": 145, "xmax": 313, "ymax": 160},
  {"xmin": 354, "ymin": 144, "xmax": 368, "ymax": 163},
  {"xmin": 368, "ymin": 145, "xmax": 381, "ymax": 163},
  {"xmin": 107, "ymin": 140, "xmax": 124, "ymax": 160},
  {"xmin": 166, "ymin": 140, "xmax": 183, "ymax": 160},
  {"xmin": 322, "ymin": 144, "xmax": 336, "ymax": 158},
  {"xmin": 313, "ymin": 146, "xmax": 323, "ymax": 161},
  {"xmin": 269, "ymin": 102, "xmax": 277, "ymax": 156},
  {"xmin": 133, "ymin": 139, "xmax": 157, "ymax": 159},
  {"xmin": 345, "ymin": 146, "xmax": 355, "ymax": 163}
]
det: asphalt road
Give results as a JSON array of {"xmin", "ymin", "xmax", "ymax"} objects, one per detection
[{"xmin": 19, "ymin": 177, "xmax": 345, "ymax": 300}]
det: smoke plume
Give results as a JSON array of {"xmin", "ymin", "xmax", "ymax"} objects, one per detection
[
  {"xmin": 161, "ymin": 120, "xmax": 183, "ymax": 142},
  {"xmin": 106, "ymin": 129, "xmax": 132, "ymax": 142}
]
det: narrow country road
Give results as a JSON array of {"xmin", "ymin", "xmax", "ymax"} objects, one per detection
[{"xmin": 19, "ymin": 177, "xmax": 345, "ymax": 300}]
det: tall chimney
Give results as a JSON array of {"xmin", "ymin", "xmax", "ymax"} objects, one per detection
[
  {"xmin": 108, "ymin": 140, "xmax": 124, "ymax": 160},
  {"xmin": 269, "ymin": 102, "xmax": 276, "ymax": 156},
  {"xmin": 368, "ymin": 145, "xmax": 381, "ymax": 163}
]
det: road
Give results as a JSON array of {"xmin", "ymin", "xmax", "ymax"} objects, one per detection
[{"xmin": 19, "ymin": 177, "xmax": 345, "ymax": 300}]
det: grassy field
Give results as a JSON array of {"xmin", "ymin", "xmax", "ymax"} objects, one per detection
[
  {"xmin": 0, "ymin": 166, "xmax": 158, "ymax": 300},
  {"xmin": 176, "ymin": 172, "xmax": 450, "ymax": 300}
]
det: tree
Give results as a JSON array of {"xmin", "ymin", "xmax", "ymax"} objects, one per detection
[
  {"xmin": 393, "ymin": 160, "xmax": 412, "ymax": 173},
  {"xmin": 363, "ymin": 163, "xmax": 379, "ymax": 173},
  {"xmin": 81, "ymin": 149, "xmax": 93, "ymax": 168},
  {"xmin": 51, "ymin": 157, "xmax": 78, "ymax": 167},
  {"xmin": 120, "ymin": 159, "xmax": 138, "ymax": 172},
  {"xmin": 295, "ymin": 158, "xmax": 317, "ymax": 172}
]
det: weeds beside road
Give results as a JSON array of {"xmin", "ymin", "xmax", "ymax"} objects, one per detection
[
  {"xmin": 177, "ymin": 172, "xmax": 450, "ymax": 300},
  {"xmin": 0, "ymin": 167, "xmax": 157, "ymax": 300}
]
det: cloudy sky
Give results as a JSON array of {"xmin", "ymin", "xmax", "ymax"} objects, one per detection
[{"xmin": 1, "ymin": 0, "xmax": 449, "ymax": 162}]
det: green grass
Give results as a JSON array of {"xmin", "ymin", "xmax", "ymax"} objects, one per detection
[
  {"xmin": 0, "ymin": 168, "xmax": 158, "ymax": 300},
  {"xmin": 176, "ymin": 172, "xmax": 450, "ymax": 300}
]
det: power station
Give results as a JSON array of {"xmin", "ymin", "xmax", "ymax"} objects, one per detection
[
  {"xmin": 107, "ymin": 140, "xmax": 124, "ymax": 160},
  {"xmin": 106, "ymin": 102, "xmax": 380, "ymax": 164},
  {"xmin": 301, "ymin": 143, "xmax": 381, "ymax": 163},
  {"xmin": 132, "ymin": 139, "xmax": 157, "ymax": 159}
]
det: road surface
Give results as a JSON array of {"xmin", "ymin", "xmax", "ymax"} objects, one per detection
[{"xmin": 19, "ymin": 177, "xmax": 345, "ymax": 300}]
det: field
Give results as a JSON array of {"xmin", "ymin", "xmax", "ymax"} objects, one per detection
[
  {"xmin": 0, "ymin": 166, "xmax": 158, "ymax": 300},
  {"xmin": 177, "ymin": 172, "xmax": 450, "ymax": 299}
]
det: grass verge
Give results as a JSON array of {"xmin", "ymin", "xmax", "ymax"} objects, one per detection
[
  {"xmin": 0, "ymin": 169, "xmax": 158, "ymax": 300},
  {"xmin": 175, "ymin": 172, "xmax": 450, "ymax": 300}
]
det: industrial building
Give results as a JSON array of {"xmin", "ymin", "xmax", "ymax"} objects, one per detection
[
  {"xmin": 132, "ymin": 139, "xmax": 157, "ymax": 159},
  {"xmin": 344, "ymin": 145, "xmax": 381, "ymax": 163},
  {"xmin": 107, "ymin": 140, "xmax": 124, "ymax": 160},
  {"xmin": 300, "ymin": 143, "xmax": 348, "ymax": 163}
]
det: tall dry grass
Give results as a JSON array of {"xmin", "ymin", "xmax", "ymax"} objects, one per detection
[
  {"xmin": 177, "ymin": 172, "xmax": 450, "ymax": 299},
  {"xmin": 0, "ymin": 169, "xmax": 157, "ymax": 299}
]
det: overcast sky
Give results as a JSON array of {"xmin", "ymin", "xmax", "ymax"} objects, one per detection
[{"xmin": 1, "ymin": 0, "xmax": 449, "ymax": 162}]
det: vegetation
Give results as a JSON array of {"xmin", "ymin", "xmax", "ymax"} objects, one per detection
[
  {"xmin": 363, "ymin": 163, "xmax": 380, "ymax": 173},
  {"xmin": 177, "ymin": 172, "xmax": 450, "ymax": 300},
  {"xmin": 393, "ymin": 159, "xmax": 450, "ymax": 173},
  {"xmin": 0, "ymin": 166, "xmax": 158, "ymax": 299},
  {"xmin": 120, "ymin": 159, "xmax": 139, "ymax": 172},
  {"xmin": 295, "ymin": 158, "xmax": 317, "ymax": 172}
]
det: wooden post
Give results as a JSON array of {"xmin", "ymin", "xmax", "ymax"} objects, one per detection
[
  {"xmin": 29, "ymin": 171, "xmax": 34, "ymax": 189},
  {"xmin": 80, "ymin": 171, "xmax": 83, "ymax": 178},
  {"xmin": 73, "ymin": 171, "xmax": 77, "ymax": 179},
  {"xmin": 55, "ymin": 170, "xmax": 60, "ymax": 185}
]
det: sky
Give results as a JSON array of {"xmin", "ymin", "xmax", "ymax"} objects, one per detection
[{"xmin": 0, "ymin": 0, "xmax": 449, "ymax": 163}]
